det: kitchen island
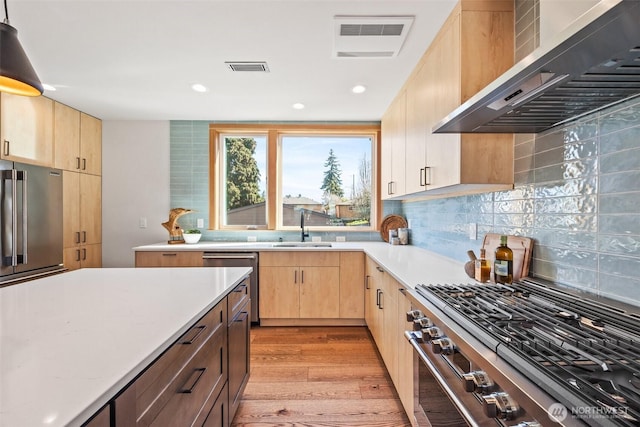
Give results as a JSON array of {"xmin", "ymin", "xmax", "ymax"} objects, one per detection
[{"xmin": 0, "ymin": 267, "xmax": 251, "ymax": 427}]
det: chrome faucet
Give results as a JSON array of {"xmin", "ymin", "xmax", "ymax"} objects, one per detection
[{"xmin": 300, "ymin": 210, "xmax": 309, "ymax": 242}]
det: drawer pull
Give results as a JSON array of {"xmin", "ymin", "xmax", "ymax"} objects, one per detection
[
  {"xmin": 233, "ymin": 284, "xmax": 247, "ymax": 292},
  {"xmin": 181, "ymin": 325, "xmax": 207, "ymax": 345},
  {"xmin": 161, "ymin": 253, "xmax": 178, "ymax": 257},
  {"xmin": 178, "ymin": 368, "xmax": 206, "ymax": 394},
  {"xmin": 233, "ymin": 311, "xmax": 249, "ymax": 323}
]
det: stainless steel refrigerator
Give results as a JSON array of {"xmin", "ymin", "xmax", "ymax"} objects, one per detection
[{"xmin": 1, "ymin": 160, "xmax": 64, "ymax": 286}]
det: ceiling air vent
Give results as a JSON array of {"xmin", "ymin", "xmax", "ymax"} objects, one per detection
[
  {"xmin": 225, "ymin": 61, "xmax": 270, "ymax": 72},
  {"xmin": 333, "ymin": 16, "xmax": 414, "ymax": 58}
]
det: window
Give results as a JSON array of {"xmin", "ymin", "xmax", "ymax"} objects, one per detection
[
  {"xmin": 280, "ymin": 135, "xmax": 372, "ymax": 228},
  {"xmin": 211, "ymin": 124, "xmax": 378, "ymax": 231},
  {"xmin": 219, "ymin": 133, "xmax": 267, "ymax": 228}
]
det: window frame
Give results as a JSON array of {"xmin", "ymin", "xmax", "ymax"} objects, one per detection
[{"xmin": 210, "ymin": 123, "xmax": 380, "ymax": 232}]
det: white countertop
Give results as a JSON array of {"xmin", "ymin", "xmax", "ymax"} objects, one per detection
[
  {"xmin": 133, "ymin": 241, "xmax": 472, "ymax": 289},
  {"xmin": 0, "ymin": 267, "xmax": 251, "ymax": 427}
]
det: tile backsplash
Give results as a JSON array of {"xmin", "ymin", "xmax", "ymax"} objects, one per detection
[{"xmin": 401, "ymin": 96, "xmax": 640, "ymax": 306}]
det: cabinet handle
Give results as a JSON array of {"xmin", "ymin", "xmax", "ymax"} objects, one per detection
[
  {"xmin": 162, "ymin": 253, "xmax": 177, "ymax": 256},
  {"xmin": 82, "ymin": 248, "xmax": 87, "ymax": 261},
  {"xmin": 376, "ymin": 289, "xmax": 381, "ymax": 307},
  {"xmin": 420, "ymin": 168, "xmax": 425, "ymax": 187},
  {"xmin": 379, "ymin": 291, "xmax": 384, "ymax": 310},
  {"xmin": 75, "ymin": 249, "xmax": 81, "ymax": 262},
  {"xmin": 82, "ymin": 231, "xmax": 87, "ymax": 243},
  {"xmin": 294, "ymin": 270, "xmax": 297, "ymax": 284},
  {"xmin": 75, "ymin": 231, "xmax": 81, "ymax": 244},
  {"xmin": 376, "ymin": 266, "xmax": 384, "ymax": 273},
  {"xmin": 301, "ymin": 270, "xmax": 304, "ymax": 284},
  {"xmin": 365, "ymin": 275, "xmax": 370, "ymax": 290},
  {"xmin": 424, "ymin": 166, "xmax": 432, "ymax": 186},
  {"xmin": 387, "ymin": 181, "xmax": 396, "ymax": 195},
  {"xmin": 233, "ymin": 284, "xmax": 247, "ymax": 293},
  {"xmin": 233, "ymin": 311, "xmax": 249, "ymax": 323},
  {"xmin": 3, "ymin": 140, "xmax": 9, "ymax": 156},
  {"xmin": 181, "ymin": 325, "xmax": 207, "ymax": 345},
  {"xmin": 178, "ymin": 368, "xmax": 206, "ymax": 394},
  {"xmin": 76, "ymin": 157, "xmax": 81, "ymax": 170},
  {"xmin": 82, "ymin": 158, "xmax": 87, "ymax": 171}
]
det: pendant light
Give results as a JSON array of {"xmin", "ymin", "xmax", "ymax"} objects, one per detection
[{"xmin": 0, "ymin": 0, "xmax": 42, "ymax": 96}]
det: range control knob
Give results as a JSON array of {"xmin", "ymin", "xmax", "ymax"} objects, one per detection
[
  {"xmin": 482, "ymin": 392, "xmax": 520, "ymax": 420},
  {"xmin": 462, "ymin": 370, "xmax": 495, "ymax": 394},
  {"xmin": 423, "ymin": 326, "xmax": 443, "ymax": 341},
  {"xmin": 432, "ymin": 337, "xmax": 455, "ymax": 355},
  {"xmin": 406, "ymin": 310, "xmax": 424, "ymax": 322},
  {"xmin": 413, "ymin": 316, "xmax": 433, "ymax": 331}
]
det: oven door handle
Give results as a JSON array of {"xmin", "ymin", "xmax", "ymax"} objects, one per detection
[{"xmin": 405, "ymin": 331, "xmax": 480, "ymax": 427}]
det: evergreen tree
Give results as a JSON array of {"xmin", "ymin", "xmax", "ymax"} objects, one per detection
[
  {"xmin": 320, "ymin": 149, "xmax": 344, "ymax": 198},
  {"xmin": 226, "ymin": 138, "xmax": 263, "ymax": 210}
]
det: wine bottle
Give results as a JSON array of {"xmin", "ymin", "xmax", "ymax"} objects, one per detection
[
  {"xmin": 494, "ymin": 235, "xmax": 513, "ymax": 284},
  {"xmin": 475, "ymin": 248, "xmax": 491, "ymax": 283}
]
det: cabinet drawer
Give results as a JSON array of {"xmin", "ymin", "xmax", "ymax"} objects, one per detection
[
  {"xmin": 136, "ymin": 302, "xmax": 226, "ymax": 422},
  {"xmin": 142, "ymin": 327, "xmax": 228, "ymax": 426},
  {"xmin": 260, "ymin": 251, "xmax": 339, "ymax": 267},
  {"xmin": 228, "ymin": 278, "xmax": 250, "ymax": 319},
  {"xmin": 135, "ymin": 251, "xmax": 203, "ymax": 267}
]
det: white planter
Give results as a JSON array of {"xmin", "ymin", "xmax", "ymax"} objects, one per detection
[{"xmin": 183, "ymin": 233, "xmax": 201, "ymax": 244}]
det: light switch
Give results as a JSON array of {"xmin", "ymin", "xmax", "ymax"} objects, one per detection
[
  {"xmin": 469, "ymin": 223, "xmax": 477, "ymax": 240},
  {"xmin": 139, "ymin": 217, "xmax": 147, "ymax": 228},
  {"xmin": 197, "ymin": 218, "xmax": 204, "ymax": 228}
]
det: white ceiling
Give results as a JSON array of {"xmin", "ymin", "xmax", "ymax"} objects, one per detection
[{"xmin": 10, "ymin": 0, "xmax": 457, "ymax": 121}]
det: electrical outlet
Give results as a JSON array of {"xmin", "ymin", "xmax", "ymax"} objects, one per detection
[
  {"xmin": 336, "ymin": 236, "xmax": 346, "ymax": 242},
  {"xmin": 247, "ymin": 236, "xmax": 257, "ymax": 242},
  {"xmin": 312, "ymin": 236, "xmax": 321, "ymax": 242},
  {"xmin": 469, "ymin": 223, "xmax": 477, "ymax": 240},
  {"xmin": 197, "ymin": 218, "xmax": 204, "ymax": 228}
]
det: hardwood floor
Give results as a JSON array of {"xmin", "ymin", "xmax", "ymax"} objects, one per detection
[{"xmin": 231, "ymin": 326, "xmax": 412, "ymax": 427}]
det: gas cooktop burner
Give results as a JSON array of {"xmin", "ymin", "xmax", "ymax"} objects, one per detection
[{"xmin": 415, "ymin": 280, "xmax": 640, "ymax": 426}]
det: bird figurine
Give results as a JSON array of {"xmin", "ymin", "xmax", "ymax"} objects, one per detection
[{"xmin": 162, "ymin": 208, "xmax": 194, "ymax": 244}]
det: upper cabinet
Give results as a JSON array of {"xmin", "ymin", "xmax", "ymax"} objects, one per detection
[
  {"xmin": 0, "ymin": 93, "xmax": 54, "ymax": 166},
  {"xmin": 381, "ymin": 0, "xmax": 515, "ymax": 199},
  {"xmin": 380, "ymin": 92, "xmax": 406, "ymax": 199},
  {"xmin": 54, "ymin": 102, "xmax": 102, "ymax": 175}
]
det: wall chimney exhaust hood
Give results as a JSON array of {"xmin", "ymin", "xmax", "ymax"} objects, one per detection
[{"xmin": 433, "ymin": 0, "xmax": 640, "ymax": 134}]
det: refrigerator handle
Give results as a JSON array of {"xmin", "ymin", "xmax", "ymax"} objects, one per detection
[
  {"xmin": 20, "ymin": 170, "xmax": 27, "ymax": 264},
  {"xmin": 11, "ymin": 169, "xmax": 17, "ymax": 267}
]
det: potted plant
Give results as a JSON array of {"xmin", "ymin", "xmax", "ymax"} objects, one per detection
[{"xmin": 182, "ymin": 229, "xmax": 202, "ymax": 244}]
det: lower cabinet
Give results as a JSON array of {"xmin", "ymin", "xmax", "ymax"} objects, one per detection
[
  {"xmin": 84, "ymin": 277, "xmax": 251, "ymax": 427},
  {"xmin": 135, "ymin": 251, "xmax": 204, "ymax": 267},
  {"xmin": 259, "ymin": 251, "xmax": 365, "ymax": 325}
]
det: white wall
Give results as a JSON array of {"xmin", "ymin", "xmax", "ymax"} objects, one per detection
[{"xmin": 102, "ymin": 121, "xmax": 170, "ymax": 267}]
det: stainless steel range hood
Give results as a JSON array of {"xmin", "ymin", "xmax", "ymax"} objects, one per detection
[{"xmin": 433, "ymin": 0, "xmax": 640, "ymax": 134}]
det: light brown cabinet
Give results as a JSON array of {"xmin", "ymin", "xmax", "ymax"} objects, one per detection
[
  {"xmin": 63, "ymin": 171, "xmax": 102, "ymax": 269},
  {"xmin": 339, "ymin": 252, "xmax": 365, "ymax": 319},
  {"xmin": 135, "ymin": 251, "xmax": 204, "ymax": 267},
  {"xmin": 381, "ymin": 0, "xmax": 515, "ymax": 199},
  {"xmin": 259, "ymin": 251, "xmax": 340, "ymax": 321},
  {"xmin": 380, "ymin": 92, "xmax": 406, "ymax": 199},
  {"xmin": 54, "ymin": 102, "xmax": 102, "ymax": 175},
  {"xmin": 0, "ymin": 92, "xmax": 54, "ymax": 166},
  {"xmin": 397, "ymin": 289, "xmax": 415, "ymax": 422}
]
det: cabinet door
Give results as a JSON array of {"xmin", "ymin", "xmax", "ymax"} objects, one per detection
[
  {"xmin": 82, "ymin": 244, "xmax": 102, "ymax": 268},
  {"xmin": 380, "ymin": 275, "xmax": 399, "ymax": 384},
  {"xmin": 54, "ymin": 102, "xmax": 81, "ymax": 171},
  {"xmin": 135, "ymin": 251, "xmax": 203, "ymax": 267},
  {"xmin": 404, "ymin": 62, "xmax": 429, "ymax": 195},
  {"xmin": 380, "ymin": 91, "xmax": 406, "ymax": 199},
  {"xmin": 299, "ymin": 266, "xmax": 340, "ymax": 318},
  {"xmin": 80, "ymin": 113, "xmax": 102, "ymax": 175},
  {"xmin": 62, "ymin": 171, "xmax": 81, "ymax": 250},
  {"xmin": 339, "ymin": 252, "xmax": 364, "ymax": 318},
  {"xmin": 364, "ymin": 257, "xmax": 383, "ymax": 343},
  {"xmin": 82, "ymin": 404, "xmax": 110, "ymax": 427},
  {"xmin": 259, "ymin": 266, "xmax": 300, "ymax": 318},
  {"xmin": 397, "ymin": 290, "xmax": 415, "ymax": 421},
  {"xmin": 80, "ymin": 174, "xmax": 102, "ymax": 245},
  {"xmin": 0, "ymin": 93, "xmax": 54, "ymax": 166}
]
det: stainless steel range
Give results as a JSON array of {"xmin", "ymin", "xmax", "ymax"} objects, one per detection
[{"xmin": 404, "ymin": 279, "xmax": 640, "ymax": 427}]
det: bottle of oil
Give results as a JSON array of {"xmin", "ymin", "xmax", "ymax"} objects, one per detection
[
  {"xmin": 475, "ymin": 248, "xmax": 491, "ymax": 283},
  {"xmin": 494, "ymin": 235, "xmax": 513, "ymax": 284}
]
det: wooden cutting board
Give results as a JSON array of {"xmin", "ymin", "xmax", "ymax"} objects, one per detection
[{"xmin": 481, "ymin": 234, "xmax": 533, "ymax": 281}]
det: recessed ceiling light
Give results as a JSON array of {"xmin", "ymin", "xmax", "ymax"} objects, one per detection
[
  {"xmin": 191, "ymin": 83, "xmax": 208, "ymax": 93},
  {"xmin": 42, "ymin": 84, "xmax": 56, "ymax": 92},
  {"xmin": 292, "ymin": 103, "xmax": 305, "ymax": 110},
  {"xmin": 352, "ymin": 84, "xmax": 366, "ymax": 94}
]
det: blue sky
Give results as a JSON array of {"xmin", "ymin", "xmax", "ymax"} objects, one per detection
[{"xmin": 253, "ymin": 135, "xmax": 372, "ymax": 202}]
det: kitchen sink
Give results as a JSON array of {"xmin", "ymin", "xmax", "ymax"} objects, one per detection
[{"xmin": 271, "ymin": 242, "xmax": 333, "ymax": 248}]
